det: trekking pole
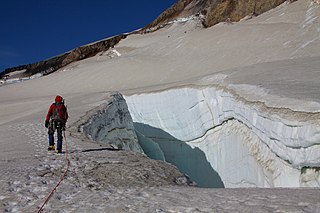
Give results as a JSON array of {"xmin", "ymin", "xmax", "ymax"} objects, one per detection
[{"xmin": 37, "ymin": 129, "xmax": 70, "ymax": 212}]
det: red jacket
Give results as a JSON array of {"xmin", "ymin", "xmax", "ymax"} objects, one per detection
[{"xmin": 46, "ymin": 95, "xmax": 68, "ymax": 122}]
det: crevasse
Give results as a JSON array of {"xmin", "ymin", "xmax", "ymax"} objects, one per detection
[{"xmin": 124, "ymin": 86, "xmax": 320, "ymax": 187}]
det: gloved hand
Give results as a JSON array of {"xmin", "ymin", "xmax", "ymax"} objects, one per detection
[{"xmin": 45, "ymin": 120, "xmax": 49, "ymax": 128}]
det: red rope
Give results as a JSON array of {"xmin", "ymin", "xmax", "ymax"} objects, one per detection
[{"xmin": 37, "ymin": 131, "xmax": 70, "ymax": 213}]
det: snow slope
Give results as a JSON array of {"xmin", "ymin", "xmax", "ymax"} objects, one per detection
[{"xmin": 0, "ymin": 0, "xmax": 320, "ymax": 212}]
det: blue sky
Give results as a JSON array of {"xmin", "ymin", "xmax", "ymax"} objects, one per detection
[{"xmin": 0, "ymin": 0, "xmax": 176, "ymax": 72}]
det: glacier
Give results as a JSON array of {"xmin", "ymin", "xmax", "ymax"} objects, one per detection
[
  {"xmin": 124, "ymin": 86, "xmax": 320, "ymax": 188},
  {"xmin": 79, "ymin": 93, "xmax": 143, "ymax": 153}
]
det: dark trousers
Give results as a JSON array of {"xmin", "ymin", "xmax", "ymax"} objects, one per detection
[{"xmin": 48, "ymin": 121, "xmax": 64, "ymax": 151}]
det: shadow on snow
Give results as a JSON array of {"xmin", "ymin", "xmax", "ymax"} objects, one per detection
[{"xmin": 134, "ymin": 122, "xmax": 225, "ymax": 188}]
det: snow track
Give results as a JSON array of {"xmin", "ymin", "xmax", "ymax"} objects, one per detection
[
  {"xmin": 0, "ymin": 122, "xmax": 79, "ymax": 212},
  {"xmin": 0, "ymin": 119, "xmax": 192, "ymax": 212}
]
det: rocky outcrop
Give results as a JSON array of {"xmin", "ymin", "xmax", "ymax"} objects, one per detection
[
  {"xmin": 60, "ymin": 35, "xmax": 125, "ymax": 68},
  {"xmin": 203, "ymin": 0, "xmax": 290, "ymax": 27},
  {"xmin": 143, "ymin": 0, "xmax": 194, "ymax": 30},
  {"xmin": 0, "ymin": 34, "xmax": 126, "ymax": 78},
  {"xmin": 144, "ymin": 0, "xmax": 293, "ymax": 29}
]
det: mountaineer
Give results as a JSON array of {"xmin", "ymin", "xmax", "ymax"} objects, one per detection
[{"xmin": 45, "ymin": 95, "xmax": 68, "ymax": 153}]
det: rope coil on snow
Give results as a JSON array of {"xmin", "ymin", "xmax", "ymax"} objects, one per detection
[{"xmin": 37, "ymin": 131, "xmax": 70, "ymax": 213}]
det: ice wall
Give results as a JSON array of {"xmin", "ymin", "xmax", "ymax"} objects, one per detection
[
  {"xmin": 125, "ymin": 87, "xmax": 320, "ymax": 187},
  {"xmin": 82, "ymin": 93, "xmax": 143, "ymax": 153}
]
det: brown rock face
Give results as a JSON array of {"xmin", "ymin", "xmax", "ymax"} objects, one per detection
[
  {"xmin": 145, "ymin": 0, "xmax": 291, "ymax": 29},
  {"xmin": 1, "ymin": 34, "xmax": 126, "ymax": 78},
  {"xmin": 144, "ymin": 0, "xmax": 194, "ymax": 29},
  {"xmin": 61, "ymin": 35, "xmax": 125, "ymax": 68},
  {"xmin": 203, "ymin": 0, "xmax": 289, "ymax": 27}
]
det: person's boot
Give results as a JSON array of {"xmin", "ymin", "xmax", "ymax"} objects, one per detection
[
  {"xmin": 48, "ymin": 145, "xmax": 55, "ymax": 151},
  {"xmin": 56, "ymin": 149, "xmax": 62, "ymax": 154}
]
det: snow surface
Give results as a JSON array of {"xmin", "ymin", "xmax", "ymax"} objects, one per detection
[
  {"xmin": 0, "ymin": 73, "xmax": 43, "ymax": 86},
  {"xmin": 1, "ymin": 0, "xmax": 320, "ymax": 212}
]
